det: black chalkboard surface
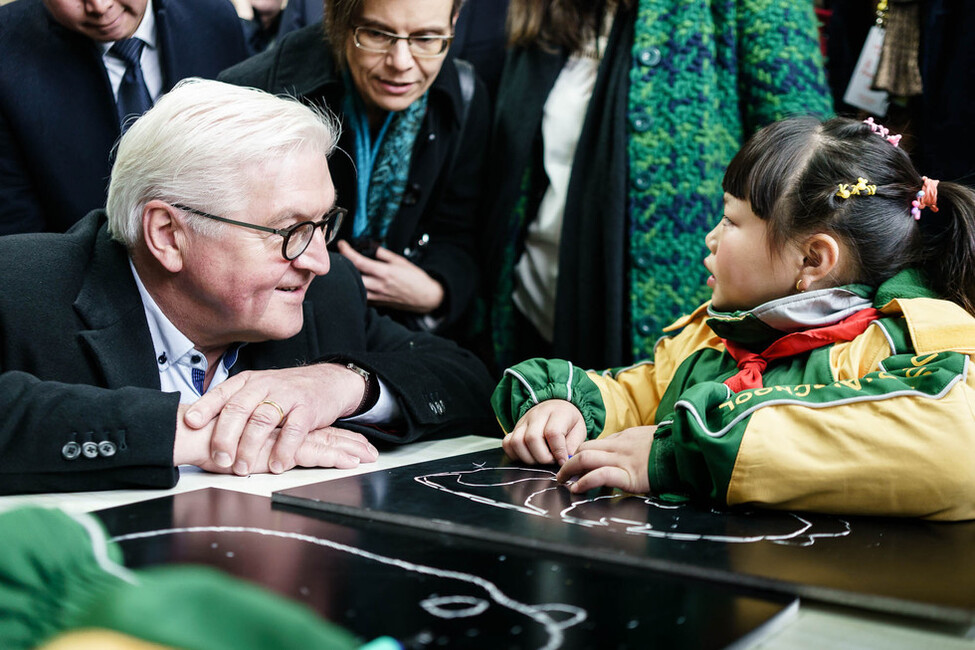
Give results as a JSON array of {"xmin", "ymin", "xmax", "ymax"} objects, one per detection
[
  {"xmin": 96, "ymin": 488, "xmax": 796, "ymax": 650},
  {"xmin": 274, "ymin": 449, "xmax": 975, "ymax": 630}
]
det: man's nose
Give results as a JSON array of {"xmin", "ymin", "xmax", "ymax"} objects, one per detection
[
  {"xmin": 85, "ymin": 0, "xmax": 114, "ymax": 15},
  {"xmin": 293, "ymin": 229, "xmax": 331, "ymax": 276}
]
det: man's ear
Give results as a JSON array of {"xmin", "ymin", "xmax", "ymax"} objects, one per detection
[
  {"xmin": 142, "ymin": 200, "xmax": 186, "ymax": 273},
  {"xmin": 799, "ymin": 233, "xmax": 842, "ymax": 289}
]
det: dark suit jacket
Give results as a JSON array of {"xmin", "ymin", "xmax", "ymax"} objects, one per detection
[
  {"xmin": 0, "ymin": 212, "xmax": 496, "ymax": 495},
  {"xmin": 219, "ymin": 25, "xmax": 490, "ymax": 335},
  {"xmin": 0, "ymin": 0, "xmax": 248, "ymax": 235}
]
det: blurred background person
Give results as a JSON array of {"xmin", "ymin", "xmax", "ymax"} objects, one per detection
[
  {"xmin": 220, "ymin": 0, "xmax": 490, "ymax": 345},
  {"xmin": 0, "ymin": 0, "xmax": 248, "ymax": 235},
  {"xmin": 825, "ymin": 0, "xmax": 975, "ymax": 187},
  {"xmin": 484, "ymin": 0, "xmax": 833, "ymax": 372}
]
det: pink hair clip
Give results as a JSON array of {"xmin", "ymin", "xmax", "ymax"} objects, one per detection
[
  {"xmin": 863, "ymin": 117, "xmax": 901, "ymax": 147},
  {"xmin": 911, "ymin": 176, "xmax": 940, "ymax": 220}
]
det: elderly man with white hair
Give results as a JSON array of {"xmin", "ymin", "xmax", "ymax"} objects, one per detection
[{"xmin": 0, "ymin": 78, "xmax": 496, "ymax": 495}]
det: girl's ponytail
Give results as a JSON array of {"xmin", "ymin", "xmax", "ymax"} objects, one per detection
[{"xmin": 919, "ymin": 181, "xmax": 975, "ymax": 315}]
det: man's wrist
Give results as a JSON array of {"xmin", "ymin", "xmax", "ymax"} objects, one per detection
[{"xmin": 345, "ymin": 362, "xmax": 379, "ymax": 416}]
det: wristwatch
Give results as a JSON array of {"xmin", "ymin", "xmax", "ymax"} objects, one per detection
[{"xmin": 346, "ymin": 362, "xmax": 379, "ymax": 415}]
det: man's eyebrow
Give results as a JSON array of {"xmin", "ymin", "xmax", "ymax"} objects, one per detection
[{"xmin": 267, "ymin": 211, "xmax": 312, "ymax": 228}]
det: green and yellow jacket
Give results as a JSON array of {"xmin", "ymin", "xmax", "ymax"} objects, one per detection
[{"xmin": 492, "ymin": 271, "xmax": 975, "ymax": 521}]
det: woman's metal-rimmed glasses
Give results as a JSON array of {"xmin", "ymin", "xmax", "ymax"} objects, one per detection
[
  {"xmin": 171, "ymin": 203, "xmax": 346, "ymax": 261},
  {"xmin": 352, "ymin": 25, "xmax": 453, "ymax": 58}
]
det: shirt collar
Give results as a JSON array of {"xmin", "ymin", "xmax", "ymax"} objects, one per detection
[{"xmin": 129, "ymin": 258, "xmax": 197, "ymax": 371}]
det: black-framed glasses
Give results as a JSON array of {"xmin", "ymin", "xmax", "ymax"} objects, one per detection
[
  {"xmin": 352, "ymin": 25, "xmax": 453, "ymax": 58},
  {"xmin": 172, "ymin": 203, "xmax": 346, "ymax": 261}
]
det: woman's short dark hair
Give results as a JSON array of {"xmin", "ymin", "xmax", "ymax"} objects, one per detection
[{"xmin": 723, "ymin": 116, "xmax": 975, "ymax": 313}]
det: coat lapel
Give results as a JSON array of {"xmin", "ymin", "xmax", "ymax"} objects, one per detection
[{"xmin": 74, "ymin": 219, "xmax": 160, "ymax": 389}]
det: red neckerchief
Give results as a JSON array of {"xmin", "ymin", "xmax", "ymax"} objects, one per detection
[{"xmin": 722, "ymin": 308, "xmax": 883, "ymax": 393}]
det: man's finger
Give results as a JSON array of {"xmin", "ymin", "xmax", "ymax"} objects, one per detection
[
  {"xmin": 234, "ymin": 402, "xmax": 312, "ymax": 475},
  {"xmin": 183, "ymin": 373, "xmax": 245, "ymax": 429},
  {"xmin": 297, "ymin": 428, "xmax": 380, "ymax": 467}
]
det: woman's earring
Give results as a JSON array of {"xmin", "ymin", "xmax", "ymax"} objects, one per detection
[{"xmin": 796, "ymin": 278, "xmax": 805, "ymax": 293}]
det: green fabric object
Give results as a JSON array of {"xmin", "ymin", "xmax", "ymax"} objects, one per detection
[
  {"xmin": 873, "ymin": 268, "xmax": 938, "ymax": 305},
  {"xmin": 491, "ymin": 167, "xmax": 534, "ymax": 368},
  {"xmin": 0, "ymin": 507, "xmax": 371, "ymax": 650},
  {"xmin": 489, "ymin": 0, "xmax": 833, "ymax": 370},
  {"xmin": 492, "ymin": 357, "xmax": 607, "ymax": 438},
  {"xmin": 654, "ymin": 350, "xmax": 968, "ymax": 500},
  {"xmin": 625, "ymin": 0, "xmax": 833, "ymax": 360}
]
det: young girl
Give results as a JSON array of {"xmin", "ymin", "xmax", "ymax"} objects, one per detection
[{"xmin": 491, "ymin": 116, "xmax": 975, "ymax": 521}]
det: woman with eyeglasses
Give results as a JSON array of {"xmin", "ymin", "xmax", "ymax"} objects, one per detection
[{"xmin": 220, "ymin": 0, "xmax": 488, "ymax": 341}]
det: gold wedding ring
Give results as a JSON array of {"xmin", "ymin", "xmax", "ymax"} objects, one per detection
[{"xmin": 259, "ymin": 399, "xmax": 286, "ymax": 423}]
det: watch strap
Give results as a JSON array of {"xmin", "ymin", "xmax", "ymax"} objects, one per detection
[{"xmin": 346, "ymin": 362, "xmax": 379, "ymax": 415}]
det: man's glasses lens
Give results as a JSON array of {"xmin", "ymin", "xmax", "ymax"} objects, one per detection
[{"xmin": 283, "ymin": 209, "xmax": 344, "ymax": 260}]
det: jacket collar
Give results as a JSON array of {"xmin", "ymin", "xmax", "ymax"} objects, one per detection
[
  {"xmin": 72, "ymin": 212, "xmax": 161, "ymax": 389},
  {"xmin": 705, "ymin": 269, "xmax": 941, "ymax": 349}
]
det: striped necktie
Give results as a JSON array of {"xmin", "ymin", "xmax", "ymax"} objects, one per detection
[{"xmin": 109, "ymin": 37, "xmax": 153, "ymax": 130}]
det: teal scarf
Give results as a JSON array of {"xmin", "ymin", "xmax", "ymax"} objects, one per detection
[{"xmin": 343, "ymin": 72, "xmax": 428, "ymax": 240}]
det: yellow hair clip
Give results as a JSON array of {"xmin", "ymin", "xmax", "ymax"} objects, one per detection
[{"xmin": 836, "ymin": 177, "xmax": 877, "ymax": 199}]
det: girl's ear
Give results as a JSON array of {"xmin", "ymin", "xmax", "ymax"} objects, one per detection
[{"xmin": 798, "ymin": 233, "xmax": 842, "ymax": 291}]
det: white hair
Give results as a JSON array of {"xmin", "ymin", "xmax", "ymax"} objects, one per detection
[{"xmin": 106, "ymin": 78, "xmax": 339, "ymax": 247}]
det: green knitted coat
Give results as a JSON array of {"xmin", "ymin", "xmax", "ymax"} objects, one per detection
[{"xmin": 488, "ymin": 0, "xmax": 833, "ymax": 371}]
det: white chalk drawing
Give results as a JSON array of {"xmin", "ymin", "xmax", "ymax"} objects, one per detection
[
  {"xmin": 415, "ymin": 465, "xmax": 851, "ymax": 546},
  {"xmin": 110, "ymin": 526, "xmax": 587, "ymax": 650}
]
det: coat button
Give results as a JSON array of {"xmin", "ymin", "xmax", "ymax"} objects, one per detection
[
  {"xmin": 638, "ymin": 46, "xmax": 662, "ymax": 67},
  {"xmin": 62, "ymin": 441, "xmax": 81, "ymax": 460},
  {"xmin": 98, "ymin": 441, "xmax": 117, "ymax": 457},
  {"xmin": 630, "ymin": 114, "xmax": 652, "ymax": 133},
  {"xmin": 82, "ymin": 441, "xmax": 99, "ymax": 458},
  {"xmin": 402, "ymin": 183, "xmax": 422, "ymax": 206},
  {"xmin": 637, "ymin": 318, "xmax": 657, "ymax": 336},
  {"xmin": 632, "ymin": 173, "xmax": 651, "ymax": 191}
]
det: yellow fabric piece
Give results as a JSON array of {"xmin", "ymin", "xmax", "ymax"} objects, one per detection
[
  {"xmin": 728, "ymin": 369, "xmax": 975, "ymax": 520},
  {"xmin": 590, "ymin": 307, "xmax": 723, "ymax": 436},
  {"xmin": 886, "ymin": 297, "xmax": 975, "ymax": 354},
  {"xmin": 38, "ymin": 629, "xmax": 172, "ymax": 650},
  {"xmin": 728, "ymin": 300, "xmax": 975, "ymax": 521}
]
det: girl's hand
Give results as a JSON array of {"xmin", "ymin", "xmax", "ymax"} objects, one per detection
[
  {"xmin": 555, "ymin": 426, "xmax": 656, "ymax": 494},
  {"xmin": 502, "ymin": 400, "xmax": 587, "ymax": 466}
]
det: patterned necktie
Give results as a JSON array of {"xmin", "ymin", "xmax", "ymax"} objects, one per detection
[{"xmin": 109, "ymin": 37, "xmax": 153, "ymax": 130}]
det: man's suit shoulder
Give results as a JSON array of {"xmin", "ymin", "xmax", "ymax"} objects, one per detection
[
  {"xmin": 218, "ymin": 23, "xmax": 335, "ymax": 96},
  {"xmin": 0, "ymin": 220, "xmax": 99, "ymax": 304},
  {"xmin": 165, "ymin": 0, "xmax": 245, "ymax": 37}
]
